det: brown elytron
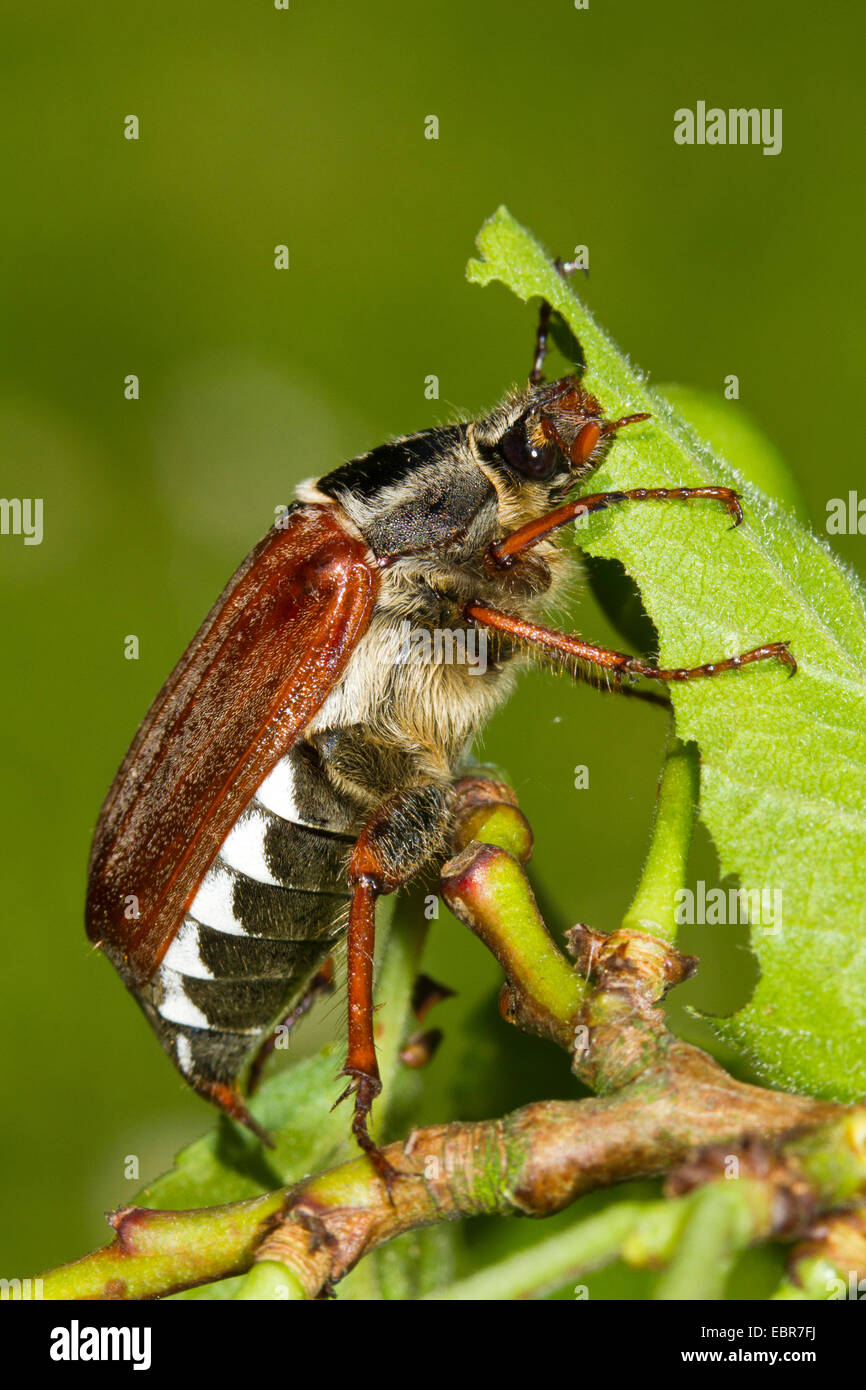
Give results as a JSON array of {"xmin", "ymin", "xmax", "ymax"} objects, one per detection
[{"xmin": 87, "ymin": 508, "xmax": 379, "ymax": 984}]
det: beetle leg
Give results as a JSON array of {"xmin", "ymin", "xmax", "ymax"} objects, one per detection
[
  {"xmin": 194, "ymin": 1079, "xmax": 275, "ymax": 1148},
  {"xmin": 489, "ymin": 486, "xmax": 743, "ymax": 569},
  {"xmin": 530, "ymin": 257, "xmax": 589, "ymax": 385},
  {"xmin": 465, "ymin": 601, "xmax": 796, "ymax": 683},
  {"xmin": 530, "ymin": 298, "xmax": 553, "ymax": 385},
  {"xmin": 336, "ymin": 879, "xmax": 383, "ymax": 1159},
  {"xmin": 335, "ymin": 783, "xmax": 453, "ymax": 1185}
]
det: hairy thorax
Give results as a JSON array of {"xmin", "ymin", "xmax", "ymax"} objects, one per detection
[{"xmin": 305, "ymin": 499, "xmax": 576, "ymax": 811}]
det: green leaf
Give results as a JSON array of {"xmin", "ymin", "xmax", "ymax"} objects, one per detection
[
  {"xmin": 657, "ymin": 384, "xmax": 810, "ymax": 526},
  {"xmin": 468, "ymin": 206, "xmax": 866, "ymax": 1102},
  {"xmin": 138, "ymin": 1044, "xmax": 354, "ymax": 1213}
]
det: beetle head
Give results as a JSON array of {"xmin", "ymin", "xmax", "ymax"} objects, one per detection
[{"xmin": 475, "ymin": 376, "xmax": 650, "ymax": 502}]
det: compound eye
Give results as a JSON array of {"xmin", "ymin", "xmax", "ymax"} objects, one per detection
[{"xmin": 497, "ymin": 421, "xmax": 558, "ymax": 481}]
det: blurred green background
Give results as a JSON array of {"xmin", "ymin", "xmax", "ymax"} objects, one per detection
[{"xmin": 2, "ymin": 0, "xmax": 864, "ymax": 1282}]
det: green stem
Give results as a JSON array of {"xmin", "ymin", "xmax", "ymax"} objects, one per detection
[
  {"xmin": 620, "ymin": 1197, "xmax": 693, "ymax": 1268},
  {"xmin": 442, "ymin": 840, "xmax": 584, "ymax": 1053},
  {"xmin": 234, "ymin": 1259, "xmax": 306, "ymax": 1301},
  {"xmin": 621, "ymin": 728, "xmax": 699, "ymax": 944},
  {"xmin": 422, "ymin": 1201, "xmax": 647, "ymax": 1300},
  {"xmin": 39, "ymin": 1191, "xmax": 285, "ymax": 1301},
  {"xmin": 771, "ymin": 1257, "xmax": 839, "ymax": 1301},
  {"xmin": 652, "ymin": 1182, "xmax": 768, "ymax": 1301},
  {"xmin": 788, "ymin": 1110, "xmax": 866, "ymax": 1205}
]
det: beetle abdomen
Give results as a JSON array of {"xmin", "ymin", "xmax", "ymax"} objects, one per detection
[{"xmin": 134, "ymin": 740, "xmax": 356, "ymax": 1096}]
